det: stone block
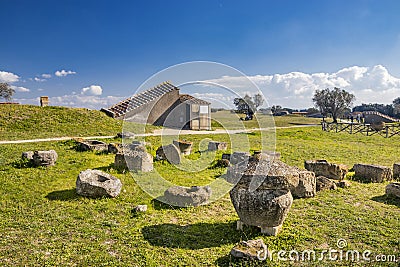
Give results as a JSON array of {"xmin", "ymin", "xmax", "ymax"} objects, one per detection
[{"xmin": 353, "ymin": 164, "xmax": 392, "ymax": 183}]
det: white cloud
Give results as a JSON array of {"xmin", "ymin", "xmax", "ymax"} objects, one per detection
[
  {"xmin": 81, "ymin": 85, "xmax": 103, "ymax": 96},
  {"xmin": 37, "ymin": 88, "xmax": 44, "ymax": 92},
  {"xmin": 11, "ymin": 86, "xmax": 30, "ymax": 92},
  {"xmin": 34, "ymin": 77, "xmax": 46, "ymax": 82},
  {"xmin": 0, "ymin": 71, "xmax": 19, "ymax": 83},
  {"xmin": 200, "ymin": 65, "xmax": 400, "ymax": 108},
  {"xmin": 42, "ymin": 73, "xmax": 51, "ymax": 78},
  {"xmin": 55, "ymin": 70, "xmax": 76, "ymax": 77}
]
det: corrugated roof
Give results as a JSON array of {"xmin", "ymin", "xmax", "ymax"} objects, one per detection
[
  {"xmin": 179, "ymin": 94, "xmax": 210, "ymax": 105},
  {"xmin": 102, "ymin": 81, "xmax": 178, "ymax": 118}
]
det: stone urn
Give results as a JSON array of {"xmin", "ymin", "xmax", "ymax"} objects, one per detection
[
  {"xmin": 229, "ymin": 157, "xmax": 296, "ymax": 236},
  {"xmin": 173, "ymin": 140, "xmax": 193, "ymax": 155},
  {"xmin": 230, "ymin": 187, "xmax": 293, "ymax": 235}
]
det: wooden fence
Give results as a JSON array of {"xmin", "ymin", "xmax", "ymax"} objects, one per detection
[{"xmin": 321, "ymin": 122, "xmax": 400, "ymax": 138}]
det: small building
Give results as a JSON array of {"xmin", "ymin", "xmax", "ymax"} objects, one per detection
[
  {"xmin": 101, "ymin": 81, "xmax": 211, "ymax": 130},
  {"xmin": 40, "ymin": 96, "xmax": 49, "ymax": 107}
]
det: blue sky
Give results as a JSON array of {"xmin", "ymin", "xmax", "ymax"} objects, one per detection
[{"xmin": 1, "ymin": 0, "xmax": 400, "ymax": 109}]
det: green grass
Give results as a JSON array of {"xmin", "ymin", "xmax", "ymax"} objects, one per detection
[
  {"xmin": 0, "ymin": 104, "xmax": 159, "ymax": 140},
  {"xmin": 211, "ymin": 110, "xmax": 324, "ymax": 130},
  {"xmin": 1, "ymin": 126, "xmax": 399, "ymax": 266}
]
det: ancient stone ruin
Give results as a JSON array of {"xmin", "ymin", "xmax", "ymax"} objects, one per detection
[
  {"xmin": 173, "ymin": 140, "xmax": 193, "ymax": 155},
  {"xmin": 208, "ymin": 141, "xmax": 228, "ymax": 151},
  {"xmin": 76, "ymin": 169, "xmax": 122, "ymax": 198},
  {"xmin": 393, "ymin": 163, "xmax": 400, "ymax": 180},
  {"xmin": 230, "ymin": 239, "xmax": 268, "ymax": 260},
  {"xmin": 385, "ymin": 183, "xmax": 400, "ymax": 198},
  {"xmin": 316, "ymin": 176, "xmax": 337, "ymax": 191},
  {"xmin": 77, "ymin": 140, "xmax": 108, "ymax": 152},
  {"xmin": 32, "ymin": 150, "xmax": 58, "ymax": 167},
  {"xmin": 353, "ymin": 164, "xmax": 392, "ymax": 183},
  {"xmin": 156, "ymin": 144, "xmax": 181, "ymax": 165},
  {"xmin": 21, "ymin": 151, "xmax": 34, "ymax": 160},
  {"xmin": 228, "ymin": 153, "xmax": 316, "ymax": 236},
  {"xmin": 114, "ymin": 145, "xmax": 153, "ymax": 172},
  {"xmin": 163, "ymin": 185, "xmax": 212, "ymax": 207},
  {"xmin": 304, "ymin": 160, "xmax": 348, "ymax": 180},
  {"xmin": 227, "ymin": 154, "xmax": 316, "ymax": 199}
]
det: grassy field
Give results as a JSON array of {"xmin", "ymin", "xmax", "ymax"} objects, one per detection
[
  {"xmin": 1, "ymin": 122, "xmax": 399, "ymax": 266},
  {"xmin": 211, "ymin": 110, "xmax": 324, "ymax": 130}
]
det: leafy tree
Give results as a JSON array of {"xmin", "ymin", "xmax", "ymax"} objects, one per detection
[
  {"xmin": 271, "ymin": 105, "xmax": 282, "ymax": 114},
  {"xmin": 233, "ymin": 94, "xmax": 255, "ymax": 114},
  {"xmin": 253, "ymin": 93, "xmax": 264, "ymax": 110},
  {"xmin": 312, "ymin": 87, "xmax": 355, "ymax": 123},
  {"xmin": 0, "ymin": 83, "xmax": 15, "ymax": 101},
  {"xmin": 393, "ymin": 97, "xmax": 400, "ymax": 117}
]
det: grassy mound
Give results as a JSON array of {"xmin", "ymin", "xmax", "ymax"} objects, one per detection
[{"xmin": 0, "ymin": 104, "xmax": 159, "ymax": 141}]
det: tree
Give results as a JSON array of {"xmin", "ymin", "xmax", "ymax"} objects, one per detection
[
  {"xmin": 253, "ymin": 93, "xmax": 264, "ymax": 110},
  {"xmin": 271, "ymin": 105, "xmax": 282, "ymax": 114},
  {"xmin": 393, "ymin": 97, "xmax": 400, "ymax": 117},
  {"xmin": 312, "ymin": 87, "xmax": 355, "ymax": 123},
  {"xmin": 0, "ymin": 83, "xmax": 15, "ymax": 102},
  {"xmin": 233, "ymin": 94, "xmax": 255, "ymax": 114}
]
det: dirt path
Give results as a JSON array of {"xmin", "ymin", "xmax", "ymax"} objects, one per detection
[{"xmin": 0, "ymin": 124, "xmax": 318, "ymax": 144}]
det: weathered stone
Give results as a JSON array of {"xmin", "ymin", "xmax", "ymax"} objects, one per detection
[
  {"xmin": 156, "ymin": 144, "xmax": 181, "ymax": 164},
  {"xmin": 336, "ymin": 180, "xmax": 351, "ymax": 188},
  {"xmin": 230, "ymin": 152, "xmax": 251, "ymax": 165},
  {"xmin": 293, "ymin": 171, "xmax": 316, "ymax": 198},
  {"xmin": 21, "ymin": 151, "xmax": 34, "ymax": 160},
  {"xmin": 117, "ymin": 132, "xmax": 135, "ymax": 139},
  {"xmin": 32, "ymin": 150, "xmax": 58, "ymax": 166},
  {"xmin": 76, "ymin": 169, "xmax": 122, "ymax": 198},
  {"xmin": 316, "ymin": 176, "xmax": 337, "ymax": 191},
  {"xmin": 230, "ymin": 188, "xmax": 293, "ymax": 236},
  {"xmin": 78, "ymin": 140, "xmax": 108, "ymax": 152},
  {"xmin": 230, "ymin": 239, "xmax": 268, "ymax": 260},
  {"xmin": 134, "ymin": 205, "xmax": 148, "ymax": 212},
  {"xmin": 227, "ymin": 157, "xmax": 315, "ymax": 198},
  {"xmin": 304, "ymin": 160, "xmax": 348, "ymax": 180},
  {"xmin": 163, "ymin": 186, "xmax": 212, "ymax": 207},
  {"xmin": 114, "ymin": 150, "xmax": 153, "ymax": 172},
  {"xmin": 173, "ymin": 140, "xmax": 192, "ymax": 155},
  {"xmin": 129, "ymin": 141, "xmax": 147, "ymax": 152},
  {"xmin": 214, "ymin": 158, "xmax": 230, "ymax": 168},
  {"xmin": 108, "ymin": 143, "xmax": 122, "ymax": 154},
  {"xmin": 353, "ymin": 164, "xmax": 392, "ymax": 183},
  {"xmin": 253, "ymin": 151, "xmax": 281, "ymax": 161},
  {"xmin": 393, "ymin": 163, "xmax": 400, "ymax": 180},
  {"xmin": 208, "ymin": 141, "xmax": 228, "ymax": 151},
  {"xmin": 385, "ymin": 183, "xmax": 400, "ymax": 198},
  {"xmin": 222, "ymin": 153, "xmax": 231, "ymax": 161}
]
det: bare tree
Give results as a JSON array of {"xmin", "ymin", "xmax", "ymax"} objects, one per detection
[
  {"xmin": 253, "ymin": 93, "xmax": 264, "ymax": 110},
  {"xmin": 0, "ymin": 83, "xmax": 15, "ymax": 101},
  {"xmin": 312, "ymin": 87, "xmax": 355, "ymax": 123}
]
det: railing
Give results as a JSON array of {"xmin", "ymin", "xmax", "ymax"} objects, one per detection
[{"xmin": 321, "ymin": 122, "xmax": 400, "ymax": 138}]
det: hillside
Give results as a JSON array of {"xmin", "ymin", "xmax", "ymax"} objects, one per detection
[{"xmin": 0, "ymin": 104, "xmax": 154, "ymax": 141}]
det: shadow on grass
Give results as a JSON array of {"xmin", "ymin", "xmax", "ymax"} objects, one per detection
[
  {"xmin": 151, "ymin": 198, "xmax": 187, "ymax": 211},
  {"xmin": 95, "ymin": 164, "xmax": 127, "ymax": 174},
  {"xmin": 142, "ymin": 221, "xmax": 258, "ymax": 249},
  {"xmin": 45, "ymin": 189, "xmax": 81, "ymax": 201},
  {"xmin": 215, "ymin": 254, "xmax": 267, "ymax": 267},
  {"xmin": 371, "ymin": 195, "xmax": 400, "ymax": 208}
]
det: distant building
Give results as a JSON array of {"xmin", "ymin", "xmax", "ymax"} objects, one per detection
[
  {"xmin": 40, "ymin": 96, "xmax": 49, "ymax": 107},
  {"xmin": 101, "ymin": 81, "xmax": 211, "ymax": 130}
]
